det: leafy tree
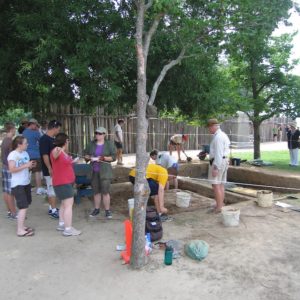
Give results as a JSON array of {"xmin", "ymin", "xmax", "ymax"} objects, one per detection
[{"xmin": 224, "ymin": 0, "xmax": 300, "ymax": 158}]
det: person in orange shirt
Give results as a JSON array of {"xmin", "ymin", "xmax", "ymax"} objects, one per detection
[{"xmin": 129, "ymin": 164, "xmax": 169, "ymax": 218}]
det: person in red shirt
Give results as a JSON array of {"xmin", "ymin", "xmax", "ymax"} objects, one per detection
[{"xmin": 50, "ymin": 133, "xmax": 81, "ymax": 237}]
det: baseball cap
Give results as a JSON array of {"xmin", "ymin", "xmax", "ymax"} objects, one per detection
[
  {"xmin": 95, "ymin": 126, "xmax": 107, "ymax": 134},
  {"xmin": 28, "ymin": 118, "xmax": 39, "ymax": 125}
]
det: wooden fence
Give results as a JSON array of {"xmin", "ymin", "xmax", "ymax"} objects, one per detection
[{"xmin": 46, "ymin": 105, "xmax": 290, "ymax": 155}]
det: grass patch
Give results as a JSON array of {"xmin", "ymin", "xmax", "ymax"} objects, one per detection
[{"xmin": 233, "ymin": 150, "xmax": 300, "ymax": 173}]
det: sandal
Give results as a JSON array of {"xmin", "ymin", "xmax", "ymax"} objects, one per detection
[
  {"xmin": 18, "ymin": 231, "xmax": 34, "ymax": 237},
  {"xmin": 24, "ymin": 227, "xmax": 34, "ymax": 232}
]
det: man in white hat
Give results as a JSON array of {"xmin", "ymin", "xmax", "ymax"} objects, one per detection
[
  {"xmin": 207, "ymin": 119, "xmax": 230, "ymax": 213},
  {"xmin": 287, "ymin": 122, "xmax": 300, "ymax": 167}
]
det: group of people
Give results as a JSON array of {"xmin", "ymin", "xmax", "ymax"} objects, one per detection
[
  {"xmin": 10, "ymin": 116, "xmax": 299, "ymax": 235},
  {"xmin": 1, "ymin": 119, "xmax": 121, "ymax": 237},
  {"xmin": 128, "ymin": 120, "xmax": 230, "ymax": 217}
]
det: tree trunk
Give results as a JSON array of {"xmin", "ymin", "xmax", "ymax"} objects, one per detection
[
  {"xmin": 253, "ymin": 120, "xmax": 261, "ymax": 159},
  {"xmin": 131, "ymin": 0, "xmax": 150, "ymax": 269}
]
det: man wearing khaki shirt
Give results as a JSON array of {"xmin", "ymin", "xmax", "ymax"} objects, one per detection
[{"xmin": 207, "ymin": 119, "xmax": 230, "ymax": 213}]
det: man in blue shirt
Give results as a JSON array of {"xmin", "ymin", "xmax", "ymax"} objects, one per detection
[{"xmin": 22, "ymin": 118, "xmax": 46, "ymax": 195}]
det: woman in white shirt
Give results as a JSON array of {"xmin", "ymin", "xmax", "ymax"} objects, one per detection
[{"xmin": 8, "ymin": 136, "xmax": 36, "ymax": 237}]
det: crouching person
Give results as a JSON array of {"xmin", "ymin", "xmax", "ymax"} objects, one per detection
[
  {"xmin": 8, "ymin": 136, "xmax": 36, "ymax": 237},
  {"xmin": 129, "ymin": 164, "xmax": 170, "ymax": 221},
  {"xmin": 50, "ymin": 133, "xmax": 81, "ymax": 236}
]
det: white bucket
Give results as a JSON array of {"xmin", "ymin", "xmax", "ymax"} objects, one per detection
[
  {"xmin": 257, "ymin": 190, "xmax": 273, "ymax": 208},
  {"xmin": 221, "ymin": 206, "xmax": 240, "ymax": 227},
  {"xmin": 128, "ymin": 198, "xmax": 134, "ymax": 221},
  {"xmin": 176, "ymin": 192, "xmax": 191, "ymax": 208}
]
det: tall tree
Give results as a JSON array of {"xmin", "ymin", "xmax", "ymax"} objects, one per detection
[
  {"xmin": 132, "ymin": 0, "xmax": 229, "ymax": 268},
  {"xmin": 225, "ymin": 0, "xmax": 300, "ymax": 158}
]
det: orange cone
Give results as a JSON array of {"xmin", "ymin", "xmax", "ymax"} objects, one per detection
[{"xmin": 121, "ymin": 220, "xmax": 132, "ymax": 264}]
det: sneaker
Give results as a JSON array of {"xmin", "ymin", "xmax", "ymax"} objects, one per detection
[
  {"xmin": 56, "ymin": 224, "xmax": 65, "ymax": 231},
  {"xmin": 160, "ymin": 214, "xmax": 172, "ymax": 222},
  {"xmin": 63, "ymin": 227, "xmax": 81, "ymax": 236},
  {"xmin": 36, "ymin": 187, "xmax": 47, "ymax": 195},
  {"xmin": 89, "ymin": 208, "xmax": 100, "ymax": 217},
  {"xmin": 49, "ymin": 210, "xmax": 59, "ymax": 219},
  {"xmin": 105, "ymin": 210, "xmax": 112, "ymax": 219},
  {"xmin": 7, "ymin": 212, "xmax": 18, "ymax": 220}
]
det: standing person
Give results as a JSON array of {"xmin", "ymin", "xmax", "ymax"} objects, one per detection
[
  {"xmin": 277, "ymin": 125, "xmax": 283, "ymax": 142},
  {"xmin": 207, "ymin": 119, "xmax": 230, "ymax": 213},
  {"xmin": 168, "ymin": 134, "xmax": 188, "ymax": 161},
  {"xmin": 50, "ymin": 133, "xmax": 81, "ymax": 236},
  {"xmin": 287, "ymin": 123, "xmax": 300, "ymax": 167},
  {"xmin": 17, "ymin": 119, "xmax": 29, "ymax": 135},
  {"xmin": 1, "ymin": 122, "xmax": 17, "ymax": 219},
  {"xmin": 150, "ymin": 149, "xmax": 179, "ymax": 189},
  {"xmin": 22, "ymin": 118, "xmax": 46, "ymax": 195},
  {"xmin": 39, "ymin": 120, "xmax": 48, "ymax": 135},
  {"xmin": 114, "ymin": 119, "xmax": 125, "ymax": 165},
  {"xmin": 128, "ymin": 164, "xmax": 170, "ymax": 221},
  {"xmin": 39, "ymin": 120, "xmax": 62, "ymax": 218},
  {"xmin": 272, "ymin": 126, "xmax": 278, "ymax": 142},
  {"xmin": 8, "ymin": 136, "xmax": 36, "ymax": 236},
  {"xmin": 84, "ymin": 126, "xmax": 116, "ymax": 219}
]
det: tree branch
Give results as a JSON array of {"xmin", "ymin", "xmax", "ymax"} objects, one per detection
[
  {"xmin": 143, "ymin": 14, "xmax": 163, "ymax": 60},
  {"xmin": 145, "ymin": 0, "xmax": 153, "ymax": 10},
  {"xmin": 257, "ymin": 79, "xmax": 274, "ymax": 95},
  {"xmin": 148, "ymin": 48, "xmax": 186, "ymax": 105}
]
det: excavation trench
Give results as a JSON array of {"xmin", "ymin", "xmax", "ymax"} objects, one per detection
[{"xmin": 82, "ymin": 163, "xmax": 300, "ymax": 216}]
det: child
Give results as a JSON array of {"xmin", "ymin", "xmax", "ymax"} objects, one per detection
[{"xmin": 8, "ymin": 136, "xmax": 36, "ymax": 237}]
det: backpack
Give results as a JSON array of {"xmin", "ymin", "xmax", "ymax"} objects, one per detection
[{"xmin": 145, "ymin": 206, "xmax": 163, "ymax": 242}]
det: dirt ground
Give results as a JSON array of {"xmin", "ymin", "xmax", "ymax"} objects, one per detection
[
  {"xmin": 0, "ymin": 141, "xmax": 299, "ymax": 300},
  {"xmin": 1, "ymin": 184, "xmax": 300, "ymax": 300}
]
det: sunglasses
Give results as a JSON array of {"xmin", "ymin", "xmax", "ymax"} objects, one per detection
[{"xmin": 95, "ymin": 132, "xmax": 105, "ymax": 135}]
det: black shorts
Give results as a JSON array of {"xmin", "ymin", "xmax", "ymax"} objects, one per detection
[
  {"xmin": 12, "ymin": 184, "xmax": 32, "ymax": 209},
  {"xmin": 169, "ymin": 140, "xmax": 180, "ymax": 146},
  {"xmin": 114, "ymin": 141, "xmax": 123, "ymax": 149}
]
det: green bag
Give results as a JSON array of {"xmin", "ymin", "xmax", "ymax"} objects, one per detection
[{"xmin": 184, "ymin": 240, "xmax": 209, "ymax": 261}]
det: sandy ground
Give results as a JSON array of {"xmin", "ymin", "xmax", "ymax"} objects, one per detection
[
  {"xmin": 1, "ymin": 183, "xmax": 300, "ymax": 300},
  {"xmin": 1, "ymin": 141, "xmax": 298, "ymax": 300}
]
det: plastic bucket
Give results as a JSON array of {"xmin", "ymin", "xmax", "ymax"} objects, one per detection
[
  {"xmin": 231, "ymin": 158, "xmax": 241, "ymax": 166},
  {"xmin": 176, "ymin": 192, "xmax": 191, "ymax": 208},
  {"xmin": 128, "ymin": 198, "xmax": 134, "ymax": 221},
  {"xmin": 257, "ymin": 190, "xmax": 273, "ymax": 207},
  {"xmin": 221, "ymin": 206, "xmax": 240, "ymax": 227}
]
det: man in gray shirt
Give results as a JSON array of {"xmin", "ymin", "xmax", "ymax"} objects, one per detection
[{"xmin": 207, "ymin": 119, "xmax": 230, "ymax": 213}]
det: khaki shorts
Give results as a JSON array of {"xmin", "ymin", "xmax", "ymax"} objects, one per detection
[
  {"xmin": 30, "ymin": 159, "xmax": 42, "ymax": 173},
  {"xmin": 208, "ymin": 160, "xmax": 228, "ymax": 185},
  {"xmin": 91, "ymin": 172, "xmax": 111, "ymax": 194},
  {"xmin": 44, "ymin": 176, "xmax": 56, "ymax": 197}
]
